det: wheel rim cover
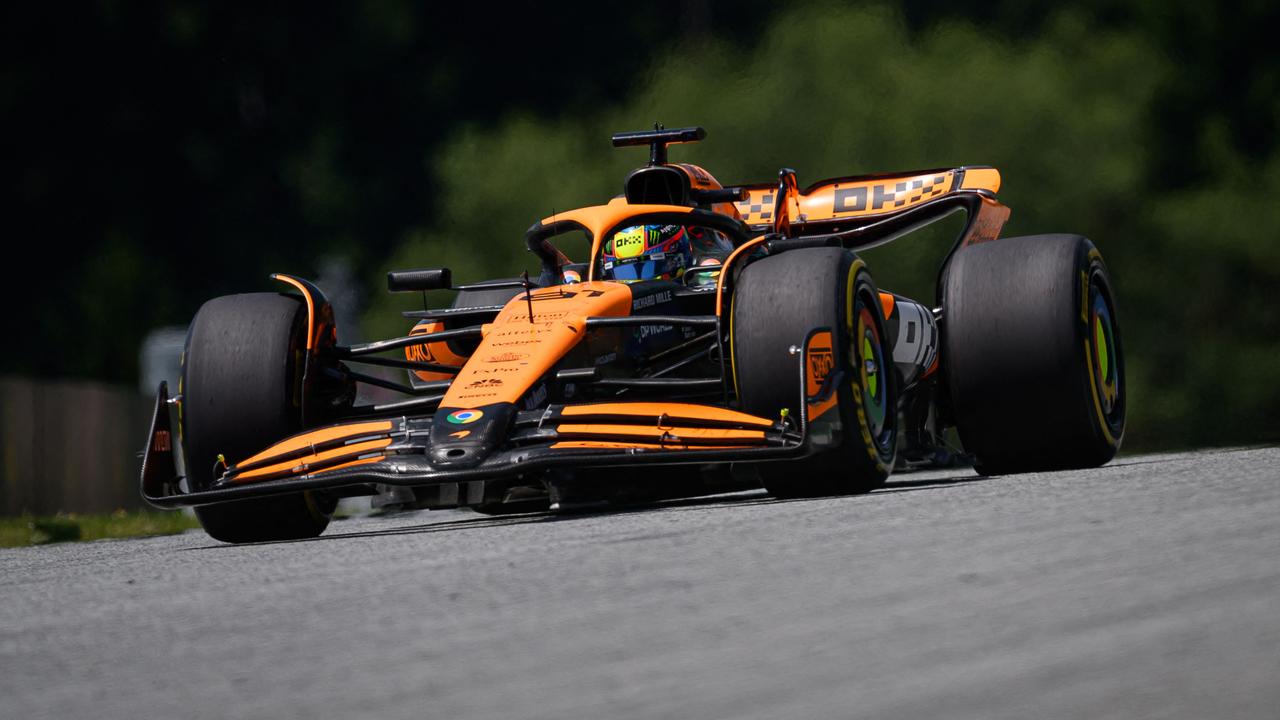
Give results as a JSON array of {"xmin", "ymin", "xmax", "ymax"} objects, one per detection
[
  {"xmin": 856, "ymin": 305, "xmax": 887, "ymax": 436},
  {"xmin": 1090, "ymin": 286, "xmax": 1119, "ymax": 415}
]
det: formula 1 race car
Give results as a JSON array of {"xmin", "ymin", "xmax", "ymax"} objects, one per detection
[{"xmin": 141, "ymin": 125, "xmax": 1126, "ymax": 543}]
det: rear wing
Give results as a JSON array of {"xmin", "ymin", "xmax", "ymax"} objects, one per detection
[{"xmin": 733, "ymin": 166, "xmax": 1010, "ymax": 252}]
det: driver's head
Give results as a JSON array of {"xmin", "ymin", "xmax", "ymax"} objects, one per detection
[{"xmin": 602, "ymin": 224, "xmax": 692, "ymax": 282}]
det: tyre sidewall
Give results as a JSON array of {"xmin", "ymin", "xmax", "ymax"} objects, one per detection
[
  {"xmin": 181, "ymin": 293, "xmax": 333, "ymax": 542},
  {"xmin": 942, "ymin": 234, "xmax": 1124, "ymax": 472},
  {"xmin": 732, "ymin": 248, "xmax": 895, "ymax": 495}
]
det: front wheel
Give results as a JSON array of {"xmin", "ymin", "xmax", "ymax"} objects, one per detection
[
  {"xmin": 941, "ymin": 234, "xmax": 1125, "ymax": 473},
  {"xmin": 181, "ymin": 293, "xmax": 335, "ymax": 543},
  {"xmin": 732, "ymin": 247, "xmax": 897, "ymax": 497}
]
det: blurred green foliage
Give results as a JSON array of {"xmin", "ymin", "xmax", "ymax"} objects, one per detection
[
  {"xmin": 369, "ymin": 2, "xmax": 1279, "ymax": 449},
  {"xmin": 6, "ymin": 1, "xmax": 1277, "ymax": 451},
  {"xmin": 0, "ymin": 510, "xmax": 199, "ymax": 548}
]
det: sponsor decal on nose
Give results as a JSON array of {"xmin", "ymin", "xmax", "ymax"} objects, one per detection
[{"xmin": 447, "ymin": 409, "xmax": 485, "ymax": 425}]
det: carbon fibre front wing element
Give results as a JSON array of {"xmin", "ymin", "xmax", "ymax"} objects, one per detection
[{"xmin": 140, "ymin": 329, "xmax": 843, "ymax": 508}]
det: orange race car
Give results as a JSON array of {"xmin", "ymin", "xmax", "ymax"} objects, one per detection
[{"xmin": 141, "ymin": 125, "xmax": 1126, "ymax": 543}]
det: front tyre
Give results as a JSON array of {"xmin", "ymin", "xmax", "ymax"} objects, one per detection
[
  {"xmin": 732, "ymin": 247, "xmax": 897, "ymax": 497},
  {"xmin": 181, "ymin": 293, "xmax": 335, "ymax": 543},
  {"xmin": 942, "ymin": 234, "xmax": 1125, "ymax": 473}
]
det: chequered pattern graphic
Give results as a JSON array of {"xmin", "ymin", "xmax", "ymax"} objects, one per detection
[
  {"xmin": 737, "ymin": 171, "xmax": 955, "ymax": 226},
  {"xmin": 735, "ymin": 192, "xmax": 774, "ymax": 223},
  {"xmin": 882, "ymin": 174, "xmax": 949, "ymax": 209}
]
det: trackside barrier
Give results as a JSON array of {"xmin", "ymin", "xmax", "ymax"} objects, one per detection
[{"xmin": 0, "ymin": 376, "xmax": 150, "ymax": 515}]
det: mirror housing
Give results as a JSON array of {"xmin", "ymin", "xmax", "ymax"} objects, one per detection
[{"xmin": 387, "ymin": 267, "xmax": 452, "ymax": 292}]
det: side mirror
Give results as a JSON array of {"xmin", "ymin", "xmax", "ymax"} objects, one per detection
[{"xmin": 387, "ymin": 267, "xmax": 452, "ymax": 292}]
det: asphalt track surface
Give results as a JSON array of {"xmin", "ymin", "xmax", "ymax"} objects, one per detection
[{"xmin": 3, "ymin": 447, "xmax": 1278, "ymax": 720}]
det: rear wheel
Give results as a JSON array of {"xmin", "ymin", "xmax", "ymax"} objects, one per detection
[
  {"xmin": 732, "ymin": 248, "xmax": 897, "ymax": 497},
  {"xmin": 942, "ymin": 234, "xmax": 1125, "ymax": 473},
  {"xmin": 181, "ymin": 293, "xmax": 335, "ymax": 543}
]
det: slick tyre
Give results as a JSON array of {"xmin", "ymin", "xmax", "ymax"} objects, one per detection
[
  {"xmin": 942, "ymin": 234, "xmax": 1125, "ymax": 473},
  {"xmin": 181, "ymin": 293, "xmax": 335, "ymax": 543},
  {"xmin": 732, "ymin": 247, "xmax": 897, "ymax": 497}
]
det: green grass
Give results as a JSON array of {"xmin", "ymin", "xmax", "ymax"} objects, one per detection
[{"xmin": 0, "ymin": 510, "xmax": 200, "ymax": 548}]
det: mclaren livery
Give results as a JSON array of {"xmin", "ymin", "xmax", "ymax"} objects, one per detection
[{"xmin": 142, "ymin": 126, "xmax": 1126, "ymax": 543}]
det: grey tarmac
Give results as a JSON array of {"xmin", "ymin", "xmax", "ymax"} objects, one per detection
[{"xmin": 2, "ymin": 447, "xmax": 1278, "ymax": 719}]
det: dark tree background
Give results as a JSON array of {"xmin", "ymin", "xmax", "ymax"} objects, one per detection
[
  {"xmin": 5, "ymin": 1, "xmax": 1278, "ymax": 449},
  {"xmin": 4, "ymin": 1, "xmax": 769, "ymax": 379}
]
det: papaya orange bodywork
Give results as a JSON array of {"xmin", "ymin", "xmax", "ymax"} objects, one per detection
[
  {"xmin": 959, "ymin": 167, "xmax": 1001, "ymax": 193},
  {"xmin": 232, "ymin": 437, "xmax": 393, "ymax": 482},
  {"xmin": 804, "ymin": 330, "xmax": 839, "ymax": 421},
  {"xmin": 959, "ymin": 196, "xmax": 1012, "ymax": 247},
  {"xmin": 673, "ymin": 163, "xmax": 742, "ymax": 219},
  {"xmin": 556, "ymin": 423, "xmax": 766, "ymax": 444},
  {"xmin": 440, "ymin": 281, "xmax": 632, "ymax": 408},
  {"xmin": 799, "ymin": 170, "xmax": 957, "ymax": 222},
  {"xmin": 235, "ymin": 420, "xmax": 394, "ymax": 468},
  {"xmin": 560, "ymin": 402, "xmax": 774, "ymax": 428},
  {"xmin": 539, "ymin": 203, "xmax": 695, "ymax": 282},
  {"xmin": 271, "ymin": 274, "xmax": 317, "ymax": 350},
  {"xmin": 737, "ymin": 170, "xmax": 962, "ymax": 227},
  {"xmin": 407, "ymin": 320, "xmax": 467, "ymax": 382},
  {"xmin": 879, "ymin": 293, "xmax": 896, "ymax": 321}
]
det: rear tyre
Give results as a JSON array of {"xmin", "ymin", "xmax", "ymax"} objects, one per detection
[
  {"xmin": 181, "ymin": 293, "xmax": 335, "ymax": 543},
  {"xmin": 942, "ymin": 234, "xmax": 1125, "ymax": 473},
  {"xmin": 732, "ymin": 248, "xmax": 897, "ymax": 497}
]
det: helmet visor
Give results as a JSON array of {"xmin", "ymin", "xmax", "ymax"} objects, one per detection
[{"xmin": 608, "ymin": 258, "xmax": 667, "ymax": 282}]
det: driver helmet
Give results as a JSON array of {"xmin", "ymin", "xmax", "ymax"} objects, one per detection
[{"xmin": 602, "ymin": 224, "xmax": 692, "ymax": 282}]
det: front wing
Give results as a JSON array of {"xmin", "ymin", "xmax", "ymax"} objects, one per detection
[{"xmin": 141, "ymin": 329, "xmax": 843, "ymax": 508}]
